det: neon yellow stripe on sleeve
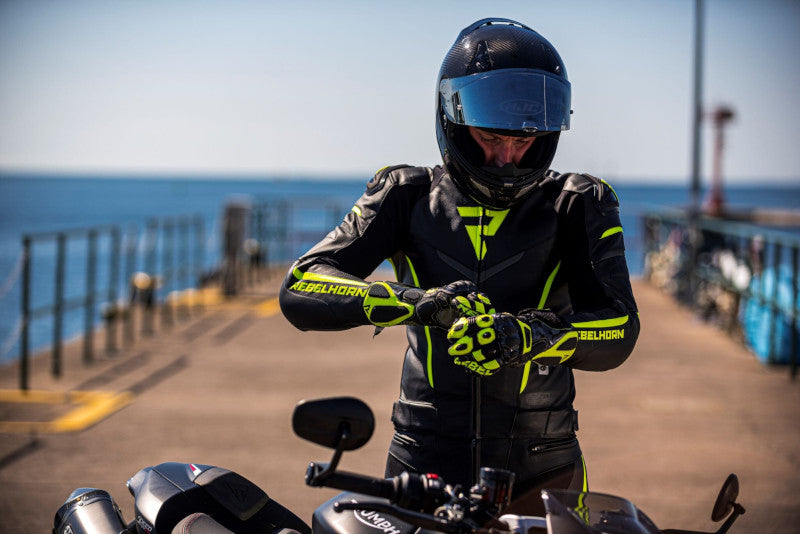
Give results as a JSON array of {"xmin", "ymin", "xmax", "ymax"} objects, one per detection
[
  {"xmin": 572, "ymin": 315, "xmax": 629, "ymax": 328},
  {"xmin": 600, "ymin": 226, "xmax": 623, "ymax": 239},
  {"xmin": 292, "ymin": 268, "xmax": 368, "ymax": 287},
  {"xmin": 600, "ymin": 179, "xmax": 619, "ymax": 202}
]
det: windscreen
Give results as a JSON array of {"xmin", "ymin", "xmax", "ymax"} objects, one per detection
[{"xmin": 542, "ymin": 490, "xmax": 659, "ymax": 534}]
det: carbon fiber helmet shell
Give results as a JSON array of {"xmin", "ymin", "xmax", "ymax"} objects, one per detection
[{"xmin": 436, "ymin": 18, "xmax": 571, "ymax": 209}]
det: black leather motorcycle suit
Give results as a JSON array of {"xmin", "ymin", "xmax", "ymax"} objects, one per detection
[{"xmin": 279, "ymin": 164, "xmax": 639, "ymax": 498}]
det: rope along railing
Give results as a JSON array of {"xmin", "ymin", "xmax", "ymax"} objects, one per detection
[
  {"xmin": 0, "ymin": 252, "xmax": 23, "ymax": 300},
  {"xmin": 0, "ymin": 253, "xmax": 24, "ymax": 360},
  {"xmin": 18, "ymin": 215, "xmax": 206, "ymax": 390},
  {"xmin": 643, "ymin": 210, "xmax": 799, "ymax": 380},
  {"xmin": 14, "ymin": 198, "xmax": 349, "ymax": 391},
  {"xmin": 1, "ymin": 319, "xmax": 22, "ymax": 362}
]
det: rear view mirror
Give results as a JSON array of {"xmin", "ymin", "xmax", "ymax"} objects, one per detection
[
  {"xmin": 711, "ymin": 473, "xmax": 739, "ymax": 522},
  {"xmin": 292, "ymin": 397, "xmax": 374, "ymax": 451}
]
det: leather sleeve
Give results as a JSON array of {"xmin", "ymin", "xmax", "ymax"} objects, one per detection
[
  {"xmin": 278, "ymin": 165, "xmax": 432, "ymax": 331},
  {"xmin": 555, "ymin": 174, "xmax": 640, "ymax": 371}
]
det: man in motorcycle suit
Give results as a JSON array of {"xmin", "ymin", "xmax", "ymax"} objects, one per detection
[{"xmin": 279, "ymin": 18, "xmax": 638, "ymax": 509}]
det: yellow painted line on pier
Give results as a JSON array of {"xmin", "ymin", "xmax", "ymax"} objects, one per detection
[
  {"xmin": 170, "ymin": 287, "xmax": 279, "ymax": 317},
  {"xmin": 167, "ymin": 287, "xmax": 225, "ymax": 307},
  {"xmin": 0, "ymin": 389, "xmax": 134, "ymax": 434},
  {"xmin": 255, "ymin": 297, "xmax": 280, "ymax": 317}
]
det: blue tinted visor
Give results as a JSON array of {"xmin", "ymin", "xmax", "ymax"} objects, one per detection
[{"xmin": 440, "ymin": 68, "xmax": 571, "ymax": 132}]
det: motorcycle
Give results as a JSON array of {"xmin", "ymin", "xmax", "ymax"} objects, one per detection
[{"xmin": 53, "ymin": 396, "xmax": 745, "ymax": 534}]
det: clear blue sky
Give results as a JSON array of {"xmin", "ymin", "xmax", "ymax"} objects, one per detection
[{"xmin": 1, "ymin": 0, "xmax": 798, "ymax": 184}]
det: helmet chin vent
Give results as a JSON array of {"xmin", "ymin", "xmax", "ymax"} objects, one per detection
[{"xmin": 469, "ymin": 179, "xmax": 492, "ymax": 201}]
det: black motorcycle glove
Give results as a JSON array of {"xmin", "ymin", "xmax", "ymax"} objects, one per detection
[
  {"xmin": 363, "ymin": 280, "xmax": 493, "ymax": 329},
  {"xmin": 446, "ymin": 309, "xmax": 579, "ymax": 376}
]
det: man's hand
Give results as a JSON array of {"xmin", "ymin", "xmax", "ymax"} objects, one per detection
[
  {"xmin": 447, "ymin": 309, "xmax": 579, "ymax": 376},
  {"xmin": 363, "ymin": 280, "xmax": 493, "ymax": 329}
]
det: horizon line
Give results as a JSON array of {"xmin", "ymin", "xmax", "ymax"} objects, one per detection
[{"xmin": 1, "ymin": 167, "xmax": 799, "ymax": 186}]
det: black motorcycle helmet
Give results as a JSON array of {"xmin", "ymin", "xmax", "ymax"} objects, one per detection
[{"xmin": 436, "ymin": 18, "xmax": 572, "ymax": 209}]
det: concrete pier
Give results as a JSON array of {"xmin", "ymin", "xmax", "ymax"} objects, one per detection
[{"xmin": 0, "ymin": 279, "xmax": 798, "ymax": 533}]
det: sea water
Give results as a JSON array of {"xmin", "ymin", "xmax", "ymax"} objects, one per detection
[{"xmin": 1, "ymin": 173, "xmax": 797, "ymax": 363}]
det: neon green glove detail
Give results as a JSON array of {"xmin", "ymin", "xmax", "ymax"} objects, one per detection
[
  {"xmin": 447, "ymin": 310, "xmax": 579, "ymax": 376},
  {"xmin": 447, "ymin": 313, "xmax": 524, "ymax": 376},
  {"xmin": 363, "ymin": 280, "xmax": 492, "ymax": 329},
  {"xmin": 519, "ymin": 309, "xmax": 580, "ymax": 366}
]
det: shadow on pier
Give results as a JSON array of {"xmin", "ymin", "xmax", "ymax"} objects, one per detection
[{"xmin": 0, "ymin": 275, "xmax": 798, "ymax": 533}]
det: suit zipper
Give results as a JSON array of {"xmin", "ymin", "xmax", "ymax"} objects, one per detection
[
  {"xmin": 476, "ymin": 206, "xmax": 485, "ymax": 288},
  {"xmin": 472, "ymin": 206, "xmax": 485, "ymax": 487}
]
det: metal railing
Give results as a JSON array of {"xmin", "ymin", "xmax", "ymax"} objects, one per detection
[
  {"xmin": 139, "ymin": 215, "xmax": 206, "ymax": 330},
  {"xmin": 21, "ymin": 225, "xmax": 124, "ymax": 387},
  {"xmin": 19, "ymin": 215, "xmax": 206, "ymax": 390},
  {"xmin": 643, "ymin": 210, "xmax": 799, "ymax": 379},
  {"xmin": 16, "ymin": 198, "xmax": 350, "ymax": 391},
  {"xmin": 249, "ymin": 197, "xmax": 348, "ymax": 267}
]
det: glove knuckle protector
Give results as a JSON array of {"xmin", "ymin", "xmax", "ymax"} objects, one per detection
[
  {"xmin": 365, "ymin": 279, "xmax": 495, "ymax": 330},
  {"xmin": 363, "ymin": 281, "xmax": 417, "ymax": 327},
  {"xmin": 453, "ymin": 291, "xmax": 495, "ymax": 317},
  {"xmin": 446, "ymin": 309, "xmax": 581, "ymax": 375},
  {"xmin": 517, "ymin": 309, "xmax": 579, "ymax": 366},
  {"xmin": 447, "ymin": 313, "xmax": 512, "ymax": 376}
]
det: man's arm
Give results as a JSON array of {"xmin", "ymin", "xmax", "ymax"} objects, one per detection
[
  {"xmin": 279, "ymin": 165, "xmax": 428, "ymax": 331},
  {"xmin": 555, "ymin": 173, "xmax": 639, "ymax": 371}
]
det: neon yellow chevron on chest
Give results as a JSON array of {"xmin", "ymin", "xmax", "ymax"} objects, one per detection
[{"xmin": 457, "ymin": 206, "xmax": 509, "ymax": 260}]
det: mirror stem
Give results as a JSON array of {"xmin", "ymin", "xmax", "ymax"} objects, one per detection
[
  {"xmin": 305, "ymin": 426, "xmax": 350, "ymax": 486},
  {"xmin": 715, "ymin": 503, "xmax": 745, "ymax": 534}
]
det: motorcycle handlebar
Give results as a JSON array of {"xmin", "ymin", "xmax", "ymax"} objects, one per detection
[
  {"xmin": 306, "ymin": 462, "xmax": 396, "ymax": 500},
  {"xmin": 306, "ymin": 462, "xmax": 449, "ymax": 514}
]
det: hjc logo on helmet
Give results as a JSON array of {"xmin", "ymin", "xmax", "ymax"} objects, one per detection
[{"xmin": 500, "ymin": 99, "xmax": 544, "ymax": 117}]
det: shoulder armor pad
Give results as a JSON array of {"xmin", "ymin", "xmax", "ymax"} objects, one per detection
[
  {"xmin": 562, "ymin": 173, "xmax": 619, "ymax": 215},
  {"xmin": 536, "ymin": 169, "xmax": 563, "ymax": 198},
  {"xmin": 562, "ymin": 173, "xmax": 602, "ymax": 194},
  {"xmin": 366, "ymin": 165, "xmax": 431, "ymax": 195}
]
